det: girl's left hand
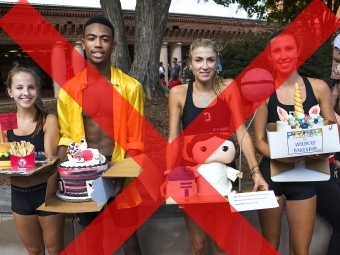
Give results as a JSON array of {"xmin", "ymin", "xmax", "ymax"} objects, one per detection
[{"xmin": 252, "ymin": 171, "xmax": 269, "ymax": 192}]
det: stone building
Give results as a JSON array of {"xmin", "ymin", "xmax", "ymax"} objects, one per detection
[{"xmin": 0, "ymin": 2, "xmax": 277, "ymax": 98}]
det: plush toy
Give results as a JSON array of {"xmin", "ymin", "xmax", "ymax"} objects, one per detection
[
  {"xmin": 160, "ymin": 134, "xmax": 242, "ymax": 198},
  {"xmin": 186, "ymin": 134, "xmax": 242, "ymax": 197}
]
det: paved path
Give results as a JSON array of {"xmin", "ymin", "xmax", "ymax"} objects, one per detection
[{"xmin": 0, "ymin": 185, "xmax": 333, "ymax": 254}]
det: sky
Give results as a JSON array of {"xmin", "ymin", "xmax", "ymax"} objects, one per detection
[{"xmin": 2, "ymin": 0, "xmax": 250, "ymax": 19}]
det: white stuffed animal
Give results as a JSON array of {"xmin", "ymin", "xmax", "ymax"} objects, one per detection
[{"xmin": 186, "ymin": 134, "xmax": 242, "ymax": 197}]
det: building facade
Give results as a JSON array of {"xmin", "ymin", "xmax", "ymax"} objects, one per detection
[{"xmin": 0, "ymin": 2, "xmax": 278, "ymax": 97}]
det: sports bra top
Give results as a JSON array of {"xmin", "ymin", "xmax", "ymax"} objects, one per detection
[
  {"xmin": 181, "ymin": 82, "xmax": 231, "ymax": 135},
  {"xmin": 267, "ymin": 76, "xmax": 318, "ymax": 123},
  {"xmin": 7, "ymin": 123, "xmax": 45, "ymax": 156}
]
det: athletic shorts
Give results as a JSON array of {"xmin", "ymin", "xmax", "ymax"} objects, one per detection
[
  {"xmin": 11, "ymin": 182, "xmax": 58, "ymax": 216},
  {"xmin": 260, "ymin": 157, "xmax": 316, "ymax": 200}
]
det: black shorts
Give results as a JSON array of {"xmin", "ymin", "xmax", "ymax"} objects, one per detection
[
  {"xmin": 260, "ymin": 157, "xmax": 316, "ymax": 200},
  {"xmin": 11, "ymin": 182, "xmax": 58, "ymax": 216},
  {"xmin": 77, "ymin": 198, "xmax": 138, "ymax": 227}
]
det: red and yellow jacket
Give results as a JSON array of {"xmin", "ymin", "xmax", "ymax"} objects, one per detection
[{"xmin": 57, "ymin": 66, "xmax": 145, "ymax": 208}]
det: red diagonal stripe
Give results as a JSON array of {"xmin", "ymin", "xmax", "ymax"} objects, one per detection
[
  {"xmin": 170, "ymin": 1, "xmax": 340, "ymax": 254},
  {"xmin": 0, "ymin": 0, "xmax": 338, "ymax": 254}
]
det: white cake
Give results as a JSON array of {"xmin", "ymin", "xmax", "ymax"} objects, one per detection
[
  {"xmin": 276, "ymin": 105, "xmax": 324, "ymax": 132},
  {"xmin": 276, "ymin": 84, "xmax": 324, "ymax": 132}
]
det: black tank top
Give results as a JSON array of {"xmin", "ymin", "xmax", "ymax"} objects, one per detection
[
  {"xmin": 7, "ymin": 124, "xmax": 45, "ymax": 156},
  {"xmin": 267, "ymin": 76, "xmax": 318, "ymax": 123},
  {"xmin": 181, "ymin": 82, "xmax": 231, "ymax": 135}
]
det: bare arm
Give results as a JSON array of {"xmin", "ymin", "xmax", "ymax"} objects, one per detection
[
  {"xmin": 56, "ymin": 145, "xmax": 67, "ymax": 163},
  {"xmin": 253, "ymin": 101, "xmax": 271, "ymax": 158},
  {"xmin": 335, "ymin": 112, "xmax": 340, "ymax": 128},
  {"xmin": 0, "ymin": 130, "xmax": 7, "ymax": 143},
  {"xmin": 43, "ymin": 114, "xmax": 60, "ymax": 157},
  {"xmin": 166, "ymin": 86, "xmax": 183, "ymax": 170},
  {"xmin": 312, "ymin": 78, "xmax": 336, "ymax": 122},
  {"xmin": 224, "ymin": 79, "xmax": 268, "ymax": 191}
]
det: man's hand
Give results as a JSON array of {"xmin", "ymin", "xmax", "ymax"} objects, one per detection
[{"xmin": 111, "ymin": 177, "xmax": 126, "ymax": 197}]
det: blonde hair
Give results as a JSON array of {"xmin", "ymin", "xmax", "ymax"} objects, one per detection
[{"xmin": 189, "ymin": 38, "xmax": 224, "ymax": 96}]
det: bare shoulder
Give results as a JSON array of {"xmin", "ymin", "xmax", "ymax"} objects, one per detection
[
  {"xmin": 307, "ymin": 77, "xmax": 330, "ymax": 94},
  {"xmin": 169, "ymin": 83, "xmax": 188, "ymax": 108},
  {"xmin": 170, "ymin": 84, "xmax": 188, "ymax": 99},
  {"xmin": 44, "ymin": 114, "xmax": 59, "ymax": 129}
]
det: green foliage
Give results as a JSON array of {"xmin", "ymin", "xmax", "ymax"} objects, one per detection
[
  {"xmin": 206, "ymin": 0, "xmax": 339, "ymax": 25},
  {"xmin": 219, "ymin": 33, "xmax": 270, "ymax": 79},
  {"xmin": 219, "ymin": 35, "xmax": 333, "ymax": 86},
  {"xmin": 299, "ymin": 38, "xmax": 333, "ymax": 87}
]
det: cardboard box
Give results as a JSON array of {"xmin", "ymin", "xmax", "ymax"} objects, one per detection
[
  {"xmin": 267, "ymin": 121, "xmax": 340, "ymax": 159},
  {"xmin": 38, "ymin": 171, "xmax": 105, "ymax": 213},
  {"xmin": 270, "ymin": 159, "xmax": 330, "ymax": 182},
  {"xmin": 0, "ymin": 156, "xmax": 58, "ymax": 176},
  {"xmin": 10, "ymin": 151, "xmax": 35, "ymax": 169},
  {"xmin": 103, "ymin": 154, "xmax": 162, "ymax": 202}
]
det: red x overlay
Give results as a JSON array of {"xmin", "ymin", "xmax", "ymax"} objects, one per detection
[{"xmin": 1, "ymin": 0, "xmax": 339, "ymax": 254}]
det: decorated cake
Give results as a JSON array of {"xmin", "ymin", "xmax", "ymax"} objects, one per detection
[
  {"xmin": 166, "ymin": 166, "xmax": 197, "ymax": 198},
  {"xmin": 57, "ymin": 138, "xmax": 108, "ymax": 202},
  {"xmin": 0, "ymin": 143, "xmax": 11, "ymax": 168},
  {"xmin": 276, "ymin": 83, "xmax": 324, "ymax": 131}
]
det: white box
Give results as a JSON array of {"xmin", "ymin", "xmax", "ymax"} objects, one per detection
[{"xmin": 266, "ymin": 121, "xmax": 340, "ymax": 159}]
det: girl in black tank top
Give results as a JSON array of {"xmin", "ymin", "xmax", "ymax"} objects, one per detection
[
  {"xmin": 5, "ymin": 67, "xmax": 64, "ymax": 255},
  {"xmin": 253, "ymin": 29, "xmax": 336, "ymax": 254},
  {"xmin": 165, "ymin": 39, "xmax": 268, "ymax": 255},
  {"xmin": 7, "ymin": 124, "xmax": 45, "ymax": 156},
  {"xmin": 181, "ymin": 82, "xmax": 231, "ymax": 135},
  {"xmin": 267, "ymin": 76, "xmax": 318, "ymax": 123}
]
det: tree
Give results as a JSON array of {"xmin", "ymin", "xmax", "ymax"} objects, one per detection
[
  {"xmin": 100, "ymin": 0, "xmax": 171, "ymax": 99},
  {"xmin": 202, "ymin": 0, "xmax": 340, "ymax": 23}
]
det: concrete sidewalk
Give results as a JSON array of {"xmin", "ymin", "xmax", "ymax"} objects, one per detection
[{"xmin": 0, "ymin": 185, "xmax": 333, "ymax": 254}]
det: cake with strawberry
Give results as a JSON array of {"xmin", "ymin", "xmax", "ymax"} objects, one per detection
[
  {"xmin": 57, "ymin": 138, "xmax": 108, "ymax": 202},
  {"xmin": 276, "ymin": 83, "xmax": 324, "ymax": 131}
]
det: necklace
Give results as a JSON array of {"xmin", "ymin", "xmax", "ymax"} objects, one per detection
[{"xmin": 193, "ymin": 82, "xmax": 215, "ymax": 105}]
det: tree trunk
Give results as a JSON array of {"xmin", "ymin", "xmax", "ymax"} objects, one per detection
[
  {"xmin": 100, "ymin": 0, "xmax": 132, "ymax": 74},
  {"xmin": 100, "ymin": 0, "xmax": 171, "ymax": 99}
]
